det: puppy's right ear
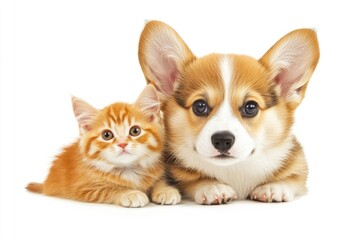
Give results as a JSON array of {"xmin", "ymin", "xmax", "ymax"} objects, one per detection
[{"xmin": 138, "ymin": 21, "xmax": 196, "ymax": 100}]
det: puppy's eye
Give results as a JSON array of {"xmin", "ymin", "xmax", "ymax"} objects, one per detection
[
  {"xmin": 192, "ymin": 99, "xmax": 210, "ymax": 116},
  {"xmin": 241, "ymin": 101, "xmax": 259, "ymax": 118},
  {"xmin": 102, "ymin": 130, "xmax": 114, "ymax": 140}
]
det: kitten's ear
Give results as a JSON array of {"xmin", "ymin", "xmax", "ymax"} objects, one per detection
[
  {"xmin": 72, "ymin": 96, "xmax": 99, "ymax": 131},
  {"xmin": 138, "ymin": 20, "xmax": 196, "ymax": 101},
  {"xmin": 260, "ymin": 29, "xmax": 320, "ymax": 108},
  {"xmin": 134, "ymin": 84, "xmax": 161, "ymax": 122}
]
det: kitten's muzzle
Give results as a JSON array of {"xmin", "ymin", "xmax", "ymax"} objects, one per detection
[{"xmin": 118, "ymin": 142, "xmax": 128, "ymax": 149}]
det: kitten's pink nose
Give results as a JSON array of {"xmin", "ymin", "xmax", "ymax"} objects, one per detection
[{"xmin": 118, "ymin": 143, "xmax": 128, "ymax": 149}]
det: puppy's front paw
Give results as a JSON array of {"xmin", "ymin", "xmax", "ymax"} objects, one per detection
[
  {"xmin": 152, "ymin": 186, "xmax": 181, "ymax": 205},
  {"xmin": 119, "ymin": 190, "xmax": 149, "ymax": 208},
  {"xmin": 194, "ymin": 183, "xmax": 237, "ymax": 205},
  {"xmin": 250, "ymin": 183, "xmax": 295, "ymax": 202}
]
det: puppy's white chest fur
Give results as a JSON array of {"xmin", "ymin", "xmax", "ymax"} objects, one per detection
[
  {"xmin": 213, "ymin": 152, "xmax": 284, "ymax": 199},
  {"xmin": 181, "ymin": 138, "xmax": 292, "ymax": 199}
]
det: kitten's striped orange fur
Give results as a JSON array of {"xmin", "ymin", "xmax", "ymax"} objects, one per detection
[{"xmin": 27, "ymin": 85, "xmax": 181, "ymax": 207}]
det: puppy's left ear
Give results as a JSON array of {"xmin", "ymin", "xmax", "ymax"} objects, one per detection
[
  {"xmin": 260, "ymin": 29, "xmax": 319, "ymax": 108},
  {"xmin": 138, "ymin": 21, "xmax": 196, "ymax": 102}
]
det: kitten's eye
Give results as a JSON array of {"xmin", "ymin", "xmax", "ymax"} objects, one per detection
[
  {"xmin": 192, "ymin": 99, "xmax": 210, "ymax": 116},
  {"xmin": 241, "ymin": 101, "xmax": 259, "ymax": 118},
  {"xmin": 129, "ymin": 125, "xmax": 141, "ymax": 137},
  {"xmin": 102, "ymin": 130, "xmax": 114, "ymax": 140}
]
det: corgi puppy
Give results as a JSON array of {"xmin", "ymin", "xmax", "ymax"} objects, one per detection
[{"xmin": 138, "ymin": 21, "xmax": 319, "ymax": 204}]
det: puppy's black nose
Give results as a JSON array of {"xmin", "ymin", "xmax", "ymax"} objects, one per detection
[{"xmin": 211, "ymin": 131, "xmax": 235, "ymax": 153}]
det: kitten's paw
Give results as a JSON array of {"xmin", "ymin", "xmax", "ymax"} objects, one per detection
[
  {"xmin": 250, "ymin": 183, "xmax": 295, "ymax": 202},
  {"xmin": 152, "ymin": 186, "xmax": 181, "ymax": 205},
  {"xmin": 194, "ymin": 183, "xmax": 237, "ymax": 205},
  {"xmin": 119, "ymin": 190, "xmax": 149, "ymax": 208}
]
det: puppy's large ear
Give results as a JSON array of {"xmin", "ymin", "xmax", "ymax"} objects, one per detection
[
  {"xmin": 138, "ymin": 21, "xmax": 196, "ymax": 100},
  {"xmin": 260, "ymin": 29, "xmax": 319, "ymax": 108}
]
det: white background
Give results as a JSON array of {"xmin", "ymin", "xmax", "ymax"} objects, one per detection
[{"xmin": 1, "ymin": 0, "xmax": 359, "ymax": 239}]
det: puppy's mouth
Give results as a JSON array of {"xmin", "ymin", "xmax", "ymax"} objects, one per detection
[
  {"xmin": 212, "ymin": 152, "xmax": 235, "ymax": 159},
  {"xmin": 211, "ymin": 149, "xmax": 255, "ymax": 159},
  {"xmin": 194, "ymin": 146, "xmax": 237, "ymax": 159}
]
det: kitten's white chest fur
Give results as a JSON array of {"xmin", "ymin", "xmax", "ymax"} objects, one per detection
[
  {"xmin": 119, "ymin": 168, "xmax": 143, "ymax": 186},
  {"xmin": 86, "ymin": 160, "xmax": 144, "ymax": 186}
]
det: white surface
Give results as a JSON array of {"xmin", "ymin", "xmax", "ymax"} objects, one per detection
[{"xmin": 1, "ymin": 0, "xmax": 359, "ymax": 239}]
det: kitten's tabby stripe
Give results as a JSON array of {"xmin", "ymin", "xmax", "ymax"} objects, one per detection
[
  {"xmin": 85, "ymin": 189, "xmax": 98, "ymax": 201},
  {"xmin": 88, "ymin": 151, "xmax": 101, "ymax": 159},
  {"xmin": 144, "ymin": 127, "xmax": 161, "ymax": 139},
  {"xmin": 74, "ymin": 183, "xmax": 120, "ymax": 204},
  {"xmin": 142, "ymin": 128, "xmax": 162, "ymax": 146},
  {"xmin": 107, "ymin": 112, "xmax": 117, "ymax": 127},
  {"xmin": 136, "ymin": 133, "xmax": 150, "ymax": 144},
  {"xmin": 147, "ymin": 144, "xmax": 162, "ymax": 152},
  {"xmin": 119, "ymin": 107, "xmax": 128, "ymax": 124},
  {"xmin": 113, "ymin": 107, "xmax": 122, "ymax": 125},
  {"xmin": 84, "ymin": 136, "xmax": 98, "ymax": 155},
  {"xmin": 96, "ymin": 141, "xmax": 113, "ymax": 150}
]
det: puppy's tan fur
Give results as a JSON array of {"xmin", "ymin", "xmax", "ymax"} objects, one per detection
[{"xmin": 139, "ymin": 21, "xmax": 319, "ymax": 204}]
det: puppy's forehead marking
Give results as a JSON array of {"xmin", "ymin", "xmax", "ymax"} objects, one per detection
[
  {"xmin": 220, "ymin": 55, "xmax": 233, "ymax": 100},
  {"xmin": 212, "ymin": 55, "xmax": 236, "ymax": 123},
  {"xmin": 216, "ymin": 55, "xmax": 234, "ymax": 119}
]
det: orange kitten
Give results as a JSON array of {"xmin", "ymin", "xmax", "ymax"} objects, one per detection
[{"xmin": 26, "ymin": 85, "xmax": 181, "ymax": 207}]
